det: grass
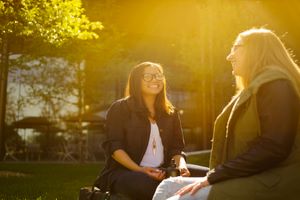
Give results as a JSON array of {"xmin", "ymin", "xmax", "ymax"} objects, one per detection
[
  {"xmin": 0, "ymin": 153, "xmax": 209, "ymax": 200},
  {"xmin": 186, "ymin": 151, "xmax": 210, "ymax": 167},
  {"xmin": 0, "ymin": 162, "xmax": 103, "ymax": 200}
]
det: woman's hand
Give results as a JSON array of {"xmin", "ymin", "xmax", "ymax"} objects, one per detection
[
  {"xmin": 175, "ymin": 176, "xmax": 210, "ymax": 196},
  {"xmin": 172, "ymin": 155, "xmax": 190, "ymax": 177},
  {"xmin": 112, "ymin": 150, "xmax": 166, "ymax": 181},
  {"xmin": 140, "ymin": 167, "xmax": 166, "ymax": 181},
  {"xmin": 179, "ymin": 166, "xmax": 191, "ymax": 177}
]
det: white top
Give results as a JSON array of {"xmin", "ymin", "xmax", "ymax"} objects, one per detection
[{"xmin": 140, "ymin": 123, "xmax": 164, "ymax": 167}]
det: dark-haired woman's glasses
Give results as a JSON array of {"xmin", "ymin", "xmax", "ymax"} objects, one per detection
[{"xmin": 142, "ymin": 73, "xmax": 164, "ymax": 82}]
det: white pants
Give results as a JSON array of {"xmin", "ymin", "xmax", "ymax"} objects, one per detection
[{"xmin": 152, "ymin": 177, "xmax": 212, "ymax": 200}]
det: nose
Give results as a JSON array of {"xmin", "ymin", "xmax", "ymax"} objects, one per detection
[{"xmin": 226, "ymin": 52, "xmax": 233, "ymax": 61}]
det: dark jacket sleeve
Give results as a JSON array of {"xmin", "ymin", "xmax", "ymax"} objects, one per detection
[
  {"xmin": 102, "ymin": 100, "xmax": 128, "ymax": 157},
  {"xmin": 207, "ymin": 80, "xmax": 300, "ymax": 184},
  {"xmin": 169, "ymin": 111, "xmax": 186, "ymax": 158}
]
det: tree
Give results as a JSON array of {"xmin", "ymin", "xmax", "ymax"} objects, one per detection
[
  {"xmin": 0, "ymin": 0, "xmax": 102, "ymax": 159},
  {"xmin": 13, "ymin": 57, "xmax": 77, "ymax": 118}
]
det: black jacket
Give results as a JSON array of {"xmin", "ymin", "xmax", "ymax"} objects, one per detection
[
  {"xmin": 95, "ymin": 97, "xmax": 185, "ymax": 190},
  {"xmin": 208, "ymin": 79, "xmax": 300, "ymax": 184}
]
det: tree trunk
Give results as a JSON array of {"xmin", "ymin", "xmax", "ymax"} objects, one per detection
[
  {"xmin": 77, "ymin": 61, "xmax": 84, "ymax": 163},
  {"xmin": 0, "ymin": 34, "xmax": 9, "ymax": 160}
]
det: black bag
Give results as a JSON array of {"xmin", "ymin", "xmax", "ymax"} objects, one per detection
[
  {"xmin": 79, "ymin": 186, "xmax": 111, "ymax": 200},
  {"xmin": 79, "ymin": 185, "xmax": 132, "ymax": 200}
]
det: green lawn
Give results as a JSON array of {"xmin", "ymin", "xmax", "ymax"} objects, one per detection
[
  {"xmin": 0, "ymin": 162, "xmax": 103, "ymax": 200},
  {"xmin": 0, "ymin": 154, "xmax": 208, "ymax": 200},
  {"xmin": 187, "ymin": 152, "xmax": 210, "ymax": 167}
]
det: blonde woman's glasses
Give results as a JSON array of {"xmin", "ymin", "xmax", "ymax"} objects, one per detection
[{"xmin": 232, "ymin": 44, "xmax": 243, "ymax": 52}]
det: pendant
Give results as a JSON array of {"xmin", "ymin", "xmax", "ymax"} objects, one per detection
[{"xmin": 152, "ymin": 138, "xmax": 156, "ymax": 155}]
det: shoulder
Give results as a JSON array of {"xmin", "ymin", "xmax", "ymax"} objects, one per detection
[
  {"xmin": 172, "ymin": 107, "xmax": 179, "ymax": 115},
  {"xmin": 107, "ymin": 97, "xmax": 130, "ymax": 117},
  {"xmin": 258, "ymin": 79, "xmax": 297, "ymax": 99},
  {"xmin": 166, "ymin": 107, "xmax": 181, "ymax": 119},
  {"xmin": 257, "ymin": 79, "xmax": 299, "ymax": 109},
  {"xmin": 250, "ymin": 67, "xmax": 292, "ymax": 94},
  {"xmin": 108, "ymin": 97, "xmax": 128, "ymax": 109}
]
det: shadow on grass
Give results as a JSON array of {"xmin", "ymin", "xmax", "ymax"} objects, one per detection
[{"xmin": 0, "ymin": 162, "xmax": 104, "ymax": 200}]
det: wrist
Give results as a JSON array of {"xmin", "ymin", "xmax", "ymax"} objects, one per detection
[
  {"xmin": 178, "ymin": 163, "xmax": 187, "ymax": 170},
  {"xmin": 203, "ymin": 176, "xmax": 210, "ymax": 185},
  {"xmin": 133, "ymin": 166, "xmax": 144, "ymax": 172},
  {"xmin": 203, "ymin": 179, "xmax": 210, "ymax": 186}
]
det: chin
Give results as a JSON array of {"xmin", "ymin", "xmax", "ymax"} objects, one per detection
[
  {"xmin": 150, "ymin": 91, "xmax": 161, "ymax": 96},
  {"xmin": 232, "ymin": 67, "xmax": 240, "ymax": 76},
  {"xmin": 232, "ymin": 71, "xmax": 238, "ymax": 76},
  {"xmin": 145, "ymin": 90, "xmax": 161, "ymax": 96}
]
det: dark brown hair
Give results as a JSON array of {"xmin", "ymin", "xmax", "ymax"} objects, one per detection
[{"xmin": 125, "ymin": 61, "xmax": 174, "ymax": 115}]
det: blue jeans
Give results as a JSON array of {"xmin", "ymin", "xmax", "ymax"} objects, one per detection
[{"xmin": 152, "ymin": 177, "xmax": 212, "ymax": 200}]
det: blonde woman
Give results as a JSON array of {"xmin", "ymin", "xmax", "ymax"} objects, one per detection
[{"xmin": 153, "ymin": 28, "xmax": 300, "ymax": 200}]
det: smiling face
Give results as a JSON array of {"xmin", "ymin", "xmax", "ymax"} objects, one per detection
[
  {"xmin": 141, "ymin": 66, "xmax": 164, "ymax": 97},
  {"xmin": 226, "ymin": 37, "xmax": 247, "ymax": 77}
]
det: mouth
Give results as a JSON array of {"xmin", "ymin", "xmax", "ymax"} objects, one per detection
[{"xmin": 148, "ymin": 84, "xmax": 160, "ymax": 89}]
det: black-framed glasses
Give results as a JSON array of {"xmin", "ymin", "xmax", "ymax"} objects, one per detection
[{"xmin": 142, "ymin": 73, "xmax": 165, "ymax": 82}]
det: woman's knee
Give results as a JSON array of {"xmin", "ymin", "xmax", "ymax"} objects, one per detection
[
  {"xmin": 153, "ymin": 177, "xmax": 185, "ymax": 200},
  {"xmin": 113, "ymin": 171, "xmax": 159, "ymax": 200}
]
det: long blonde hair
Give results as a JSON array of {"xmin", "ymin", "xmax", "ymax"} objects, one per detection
[{"xmin": 234, "ymin": 28, "xmax": 300, "ymax": 96}]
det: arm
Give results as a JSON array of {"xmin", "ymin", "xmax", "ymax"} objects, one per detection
[
  {"xmin": 169, "ymin": 111, "xmax": 185, "ymax": 159},
  {"xmin": 112, "ymin": 149, "xmax": 143, "ymax": 172},
  {"xmin": 170, "ymin": 111, "xmax": 190, "ymax": 176},
  {"xmin": 102, "ymin": 101, "xmax": 126, "ymax": 157},
  {"xmin": 103, "ymin": 102, "xmax": 141, "ymax": 169},
  {"xmin": 207, "ymin": 80, "xmax": 300, "ymax": 184}
]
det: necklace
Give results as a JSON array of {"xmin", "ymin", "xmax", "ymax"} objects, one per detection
[
  {"xmin": 152, "ymin": 137, "xmax": 156, "ymax": 155},
  {"xmin": 149, "ymin": 111, "xmax": 155, "ymax": 119},
  {"xmin": 148, "ymin": 115, "xmax": 156, "ymax": 123}
]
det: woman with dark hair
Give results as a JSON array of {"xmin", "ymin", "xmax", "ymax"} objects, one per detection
[{"xmin": 95, "ymin": 62, "xmax": 191, "ymax": 200}]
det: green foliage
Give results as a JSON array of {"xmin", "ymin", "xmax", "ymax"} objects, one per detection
[
  {"xmin": 0, "ymin": 163, "xmax": 102, "ymax": 200},
  {"xmin": 0, "ymin": 0, "xmax": 103, "ymax": 46},
  {"xmin": 1, "ymin": 0, "xmax": 103, "ymax": 138}
]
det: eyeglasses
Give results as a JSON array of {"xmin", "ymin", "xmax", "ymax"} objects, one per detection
[
  {"xmin": 232, "ymin": 44, "xmax": 243, "ymax": 52},
  {"xmin": 142, "ymin": 73, "xmax": 165, "ymax": 82}
]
